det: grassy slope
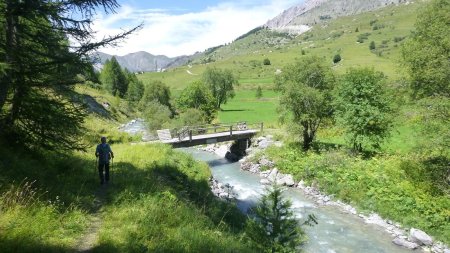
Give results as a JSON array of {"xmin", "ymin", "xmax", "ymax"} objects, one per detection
[
  {"xmin": 136, "ymin": 2, "xmax": 422, "ymax": 126},
  {"xmin": 0, "ymin": 87, "xmax": 254, "ymax": 252}
]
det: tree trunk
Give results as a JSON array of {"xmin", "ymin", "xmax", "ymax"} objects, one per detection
[
  {"xmin": 0, "ymin": 1, "xmax": 16, "ymax": 112},
  {"xmin": 302, "ymin": 123, "xmax": 312, "ymax": 150}
]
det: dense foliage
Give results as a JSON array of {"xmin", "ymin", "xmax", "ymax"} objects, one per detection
[
  {"xmin": 203, "ymin": 67, "xmax": 239, "ymax": 109},
  {"xmin": 139, "ymin": 80, "xmax": 173, "ymax": 114},
  {"xmin": 335, "ymin": 68, "xmax": 393, "ymax": 152},
  {"xmin": 124, "ymin": 69, "xmax": 145, "ymax": 103},
  {"xmin": 402, "ymin": 0, "xmax": 450, "ymax": 98},
  {"xmin": 276, "ymin": 56, "xmax": 335, "ymax": 150},
  {"xmin": 176, "ymin": 81, "xmax": 216, "ymax": 123}
]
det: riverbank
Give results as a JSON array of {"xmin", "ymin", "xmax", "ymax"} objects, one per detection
[{"xmin": 198, "ymin": 137, "xmax": 450, "ymax": 253}]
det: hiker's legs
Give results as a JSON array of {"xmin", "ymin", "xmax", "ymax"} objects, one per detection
[
  {"xmin": 105, "ymin": 163, "xmax": 110, "ymax": 182},
  {"xmin": 98, "ymin": 163, "xmax": 105, "ymax": 184}
]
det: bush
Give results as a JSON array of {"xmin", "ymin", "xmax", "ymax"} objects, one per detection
[
  {"xmin": 255, "ymin": 86, "xmax": 263, "ymax": 99},
  {"xmin": 369, "ymin": 41, "xmax": 376, "ymax": 50},
  {"xmin": 143, "ymin": 101, "xmax": 172, "ymax": 130},
  {"xmin": 263, "ymin": 58, "xmax": 271, "ymax": 65},
  {"xmin": 333, "ymin": 54, "xmax": 341, "ymax": 64}
]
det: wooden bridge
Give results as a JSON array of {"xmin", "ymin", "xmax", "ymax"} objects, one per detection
[{"xmin": 156, "ymin": 122, "xmax": 263, "ymax": 148}]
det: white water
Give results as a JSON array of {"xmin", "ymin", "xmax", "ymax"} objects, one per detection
[{"xmin": 184, "ymin": 148, "xmax": 415, "ymax": 253}]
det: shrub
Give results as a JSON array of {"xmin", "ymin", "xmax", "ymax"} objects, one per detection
[
  {"xmin": 263, "ymin": 58, "xmax": 271, "ymax": 65},
  {"xmin": 369, "ymin": 41, "xmax": 376, "ymax": 50},
  {"xmin": 333, "ymin": 54, "xmax": 342, "ymax": 63}
]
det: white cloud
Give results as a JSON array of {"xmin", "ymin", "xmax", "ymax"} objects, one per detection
[{"xmin": 93, "ymin": 0, "xmax": 300, "ymax": 57}]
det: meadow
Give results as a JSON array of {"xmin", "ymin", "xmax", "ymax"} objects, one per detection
[{"xmin": 0, "ymin": 118, "xmax": 255, "ymax": 252}]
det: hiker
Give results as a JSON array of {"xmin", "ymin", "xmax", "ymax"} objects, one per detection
[{"xmin": 95, "ymin": 137, "xmax": 114, "ymax": 185}]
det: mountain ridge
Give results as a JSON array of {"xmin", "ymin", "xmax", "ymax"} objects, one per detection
[
  {"xmin": 93, "ymin": 51, "xmax": 193, "ymax": 73},
  {"xmin": 265, "ymin": 0, "xmax": 409, "ymax": 34}
]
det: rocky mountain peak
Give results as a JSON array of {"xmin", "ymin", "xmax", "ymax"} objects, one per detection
[{"xmin": 265, "ymin": 0, "xmax": 408, "ymax": 34}]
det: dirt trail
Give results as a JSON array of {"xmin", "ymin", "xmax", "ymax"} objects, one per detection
[{"xmin": 75, "ymin": 185, "xmax": 108, "ymax": 252}]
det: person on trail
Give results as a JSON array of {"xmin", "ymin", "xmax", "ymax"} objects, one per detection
[{"xmin": 95, "ymin": 137, "xmax": 114, "ymax": 185}]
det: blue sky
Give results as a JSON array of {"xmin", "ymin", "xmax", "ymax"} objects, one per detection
[{"xmin": 94, "ymin": 0, "xmax": 301, "ymax": 57}]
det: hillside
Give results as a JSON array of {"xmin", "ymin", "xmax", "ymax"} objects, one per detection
[
  {"xmin": 265, "ymin": 0, "xmax": 408, "ymax": 33},
  {"xmin": 138, "ymin": 1, "xmax": 422, "ymax": 91}
]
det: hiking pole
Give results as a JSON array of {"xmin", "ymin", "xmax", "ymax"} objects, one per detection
[
  {"xmin": 95, "ymin": 157, "xmax": 98, "ymax": 180},
  {"xmin": 110, "ymin": 157, "xmax": 113, "ymax": 184}
]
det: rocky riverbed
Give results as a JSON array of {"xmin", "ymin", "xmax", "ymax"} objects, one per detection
[{"xmin": 200, "ymin": 136, "xmax": 450, "ymax": 253}]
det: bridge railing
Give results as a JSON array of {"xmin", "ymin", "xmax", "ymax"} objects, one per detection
[{"xmin": 171, "ymin": 122, "xmax": 263, "ymax": 142}]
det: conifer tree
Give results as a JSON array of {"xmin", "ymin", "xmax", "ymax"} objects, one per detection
[
  {"xmin": 0, "ymin": 0, "xmax": 140, "ymax": 150},
  {"xmin": 246, "ymin": 185, "xmax": 317, "ymax": 252},
  {"xmin": 100, "ymin": 57, "xmax": 128, "ymax": 97}
]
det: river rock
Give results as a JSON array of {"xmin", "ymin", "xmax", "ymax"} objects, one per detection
[
  {"xmin": 260, "ymin": 170, "xmax": 270, "ymax": 178},
  {"xmin": 259, "ymin": 157, "xmax": 274, "ymax": 168},
  {"xmin": 365, "ymin": 213, "xmax": 388, "ymax": 228},
  {"xmin": 392, "ymin": 237, "xmax": 420, "ymax": 250},
  {"xmin": 278, "ymin": 174, "xmax": 295, "ymax": 186},
  {"xmin": 260, "ymin": 178, "xmax": 271, "ymax": 185},
  {"xmin": 297, "ymin": 180, "xmax": 306, "ymax": 189},
  {"xmin": 409, "ymin": 228, "xmax": 433, "ymax": 246},
  {"xmin": 258, "ymin": 139, "xmax": 270, "ymax": 149},
  {"xmin": 249, "ymin": 164, "xmax": 261, "ymax": 173},
  {"xmin": 241, "ymin": 161, "xmax": 252, "ymax": 171},
  {"xmin": 267, "ymin": 168, "xmax": 279, "ymax": 182}
]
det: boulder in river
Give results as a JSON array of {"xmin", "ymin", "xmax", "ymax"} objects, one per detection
[
  {"xmin": 392, "ymin": 237, "xmax": 420, "ymax": 250},
  {"xmin": 409, "ymin": 228, "xmax": 433, "ymax": 246},
  {"xmin": 278, "ymin": 174, "xmax": 295, "ymax": 186},
  {"xmin": 267, "ymin": 168, "xmax": 279, "ymax": 182}
]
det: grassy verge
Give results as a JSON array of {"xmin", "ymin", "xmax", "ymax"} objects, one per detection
[{"xmin": 0, "ymin": 135, "xmax": 254, "ymax": 252}]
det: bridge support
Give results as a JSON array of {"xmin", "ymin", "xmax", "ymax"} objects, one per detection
[{"xmin": 225, "ymin": 138, "xmax": 251, "ymax": 162}]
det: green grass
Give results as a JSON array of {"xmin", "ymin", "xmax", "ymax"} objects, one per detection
[
  {"xmin": 92, "ymin": 144, "xmax": 253, "ymax": 252},
  {"xmin": 218, "ymin": 90, "xmax": 280, "ymax": 127},
  {"xmin": 0, "ymin": 119, "xmax": 255, "ymax": 253}
]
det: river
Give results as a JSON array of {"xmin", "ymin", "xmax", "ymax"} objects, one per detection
[
  {"xmin": 183, "ymin": 148, "xmax": 414, "ymax": 253},
  {"xmin": 121, "ymin": 120, "xmax": 415, "ymax": 252}
]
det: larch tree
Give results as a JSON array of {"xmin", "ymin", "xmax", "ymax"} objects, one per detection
[{"xmin": 0, "ymin": 0, "xmax": 140, "ymax": 150}]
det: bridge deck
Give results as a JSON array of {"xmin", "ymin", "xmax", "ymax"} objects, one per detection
[{"xmin": 162, "ymin": 129, "xmax": 259, "ymax": 148}]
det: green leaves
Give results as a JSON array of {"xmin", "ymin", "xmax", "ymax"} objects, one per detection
[
  {"xmin": 276, "ymin": 56, "xmax": 335, "ymax": 150},
  {"xmin": 335, "ymin": 67, "xmax": 393, "ymax": 152},
  {"xmin": 246, "ymin": 185, "xmax": 307, "ymax": 252},
  {"xmin": 176, "ymin": 81, "xmax": 216, "ymax": 123},
  {"xmin": 402, "ymin": 0, "xmax": 450, "ymax": 98},
  {"xmin": 100, "ymin": 57, "xmax": 128, "ymax": 97},
  {"xmin": 202, "ymin": 67, "xmax": 238, "ymax": 109}
]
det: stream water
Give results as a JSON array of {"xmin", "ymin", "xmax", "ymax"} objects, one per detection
[{"xmin": 183, "ymin": 148, "xmax": 414, "ymax": 253}]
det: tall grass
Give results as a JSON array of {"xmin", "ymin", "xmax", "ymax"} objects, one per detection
[
  {"xmin": 0, "ymin": 136, "xmax": 255, "ymax": 252},
  {"xmin": 93, "ymin": 144, "xmax": 254, "ymax": 252}
]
